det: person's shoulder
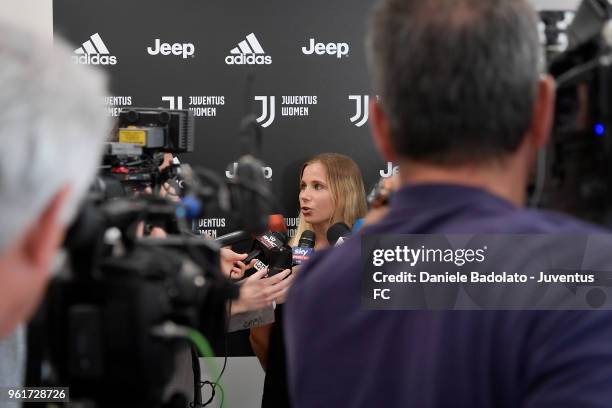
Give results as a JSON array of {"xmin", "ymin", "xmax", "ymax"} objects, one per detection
[
  {"xmin": 463, "ymin": 204, "xmax": 611, "ymax": 234},
  {"xmin": 353, "ymin": 201, "xmax": 612, "ymax": 235},
  {"xmin": 292, "ymin": 238, "xmax": 361, "ymax": 290},
  {"xmin": 519, "ymin": 208, "xmax": 611, "ymax": 234},
  {"xmin": 302, "ymin": 238, "xmax": 361, "ymax": 272},
  {"xmin": 286, "ymin": 240, "xmax": 362, "ymax": 331}
]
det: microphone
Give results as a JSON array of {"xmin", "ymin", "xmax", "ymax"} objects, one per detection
[
  {"xmin": 216, "ymin": 215, "xmax": 288, "ymax": 276},
  {"xmin": 327, "ymin": 222, "xmax": 351, "ymax": 247},
  {"xmin": 268, "ymin": 246, "xmax": 293, "ymax": 277},
  {"xmin": 214, "ymin": 214, "xmax": 285, "ymax": 252},
  {"xmin": 243, "ymin": 231, "xmax": 288, "ymax": 264},
  {"xmin": 214, "ymin": 230, "xmax": 251, "ymax": 247},
  {"xmin": 292, "ymin": 230, "xmax": 315, "ymax": 266}
]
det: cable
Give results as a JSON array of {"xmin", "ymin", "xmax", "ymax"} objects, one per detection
[
  {"xmin": 169, "ymin": 202, "xmax": 236, "ymax": 408},
  {"xmin": 174, "ymin": 220, "xmax": 231, "ymax": 408},
  {"xmin": 188, "ymin": 328, "xmax": 216, "ymax": 362},
  {"xmin": 190, "ymin": 344, "xmax": 203, "ymax": 407},
  {"xmin": 150, "ymin": 322, "xmax": 224, "ymax": 407},
  {"xmin": 199, "ymin": 270, "xmax": 236, "ymax": 407},
  {"xmin": 194, "ymin": 266, "xmax": 238, "ymax": 407}
]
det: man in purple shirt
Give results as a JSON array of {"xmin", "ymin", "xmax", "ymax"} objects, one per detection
[{"xmin": 285, "ymin": 0, "xmax": 612, "ymax": 406}]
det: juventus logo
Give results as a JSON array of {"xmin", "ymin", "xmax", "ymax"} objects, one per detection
[
  {"xmin": 349, "ymin": 95, "xmax": 369, "ymax": 127},
  {"xmin": 255, "ymin": 95, "xmax": 276, "ymax": 128},
  {"xmin": 162, "ymin": 96, "xmax": 183, "ymax": 110}
]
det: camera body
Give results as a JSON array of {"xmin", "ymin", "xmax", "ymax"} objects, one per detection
[
  {"xmin": 32, "ymin": 109, "xmax": 273, "ymax": 407},
  {"xmin": 97, "ymin": 108, "xmax": 195, "ymax": 199}
]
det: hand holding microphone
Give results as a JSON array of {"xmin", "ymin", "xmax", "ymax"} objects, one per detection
[
  {"xmin": 243, "ymin": 231, "xmax": 288, "ymax": 265},
  {"xmin": 219, "ymin": 247, "xmax": 257, "ymax": 279},
  {"xmin": 243, "ymin": 230, "xmax": 292, "ymax": 277},
  {"xmin": 232, "ymin": 268, "xmax": 293, "ymax": 314},
  {"xmin": 216, "ymin": 214, "xmax": 290, "ymax": 278}
]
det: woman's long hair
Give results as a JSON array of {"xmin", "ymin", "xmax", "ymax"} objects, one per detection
[{"xmin": 290, "ymin": 153, "xmax": 367, "ymax": 246}]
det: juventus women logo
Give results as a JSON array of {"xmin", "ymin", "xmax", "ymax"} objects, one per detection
[
  {"xmin": 349, "ymin": 95, "xmax": 369, "ymax": 127},
  {"xmin": 255, "ymin": 95, "xmax": 276, "ymax": 128},
  {"xmin": 162, "ymin": 96, "xmax": 183, "ymax": 109}
]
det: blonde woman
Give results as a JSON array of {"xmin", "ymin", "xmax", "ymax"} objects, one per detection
[
  {"xmin": 290, "ymin": 153, "xmax": 368, "ymax": 248},
  {"xmin": 251, "ymin": 153, "xmax": 367, "ymax": 407}
]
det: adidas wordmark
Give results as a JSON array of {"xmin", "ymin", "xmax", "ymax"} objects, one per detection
[
  {"xmin": 225, "ymin": 33, "xmax": 272, "ymax": 65},
  {"xmin": 72, "ymin": 33, "xmax": 117, "ymax": 65}
]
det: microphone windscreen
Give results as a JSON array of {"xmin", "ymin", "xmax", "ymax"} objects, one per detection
[
  {"xmin": 297, "ymin": 230, "xmax": 315, "ymax": 248},
  {"xmin": 327, "ymin": 222, "xmax": 351, "ymax": 246}
]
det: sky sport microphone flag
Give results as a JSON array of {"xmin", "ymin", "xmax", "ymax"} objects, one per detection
[{"xmin": 292, "ymin": 230, "xmax": 315, "ymax": 266}]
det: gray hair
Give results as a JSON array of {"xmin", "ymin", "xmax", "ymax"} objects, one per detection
[
  {"xmin": 366, "ymin": 0, "xmax": 542, "ymax": 164},
  {"xmin": 0, "ymin": 24, "xmax": 110, "ymax": 251}
]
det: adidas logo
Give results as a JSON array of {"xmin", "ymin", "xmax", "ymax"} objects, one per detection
[
  {"xmin": 225, "ymin": 33, "xmax": 272, "ymax": 65},
  {"xmin": 72, "ymin": 33, "xmax": 117, "ymax": 65}
]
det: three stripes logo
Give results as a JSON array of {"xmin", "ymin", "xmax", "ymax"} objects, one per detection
[
  {"xmin": 349, "ymin": 95, "xmax": 369, "ymax": 127},
  {"xmin": 255, "ymin": 96, "xmax": 275, "ymax": 128},
  {"xmin": 225, "ymin": 33, "xmax": 272, "ymax": 65},
  {"xmin": 72, "ymin": 33, "xmax": 117, "ymax": 65}
]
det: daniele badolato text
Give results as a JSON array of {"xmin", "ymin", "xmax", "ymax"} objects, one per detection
[{"xmin": 370, "ymin": 246, "xmax": 596, "ymax": 284}]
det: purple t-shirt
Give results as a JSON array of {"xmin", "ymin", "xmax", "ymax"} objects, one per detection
[{"xmin": 285, "ymin": 184, "xmax": 612, "ymax": 407}]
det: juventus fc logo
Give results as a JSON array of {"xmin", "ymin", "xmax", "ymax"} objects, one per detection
[
  {"xmin": 349, "ymin": 95, "xmax": 369, "ymax": 127},
  {"xmin": 255, "ymin": 95, "xmax": 276, "ymax": 128},
  {"xmin": 162, "ymin": 96, "xmax": 183, "ymax": 109}
]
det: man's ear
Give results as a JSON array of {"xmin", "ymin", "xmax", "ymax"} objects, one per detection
[
  {"xmin": 369, "ymin": 99, "xmax": 397, "ymax": 162},
  {"xmin": 22, "ymin": 186, "xmax": 71, "ymax": 271},
  {"xmin": 528, "ymin": 74, "xmax": 556, "ymax": 149}
]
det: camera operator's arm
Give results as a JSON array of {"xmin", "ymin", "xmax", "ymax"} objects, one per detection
[
  {"xmin": 230, "ymin": 269, "xmax": 292, "ymax": 315},
  {"xmin": 160, "ymin": 182, "xmax": 180, "ymax": 203},
  {"xmin": 133, "ymin": 186, "xmax": 170, "ymax": 238}
]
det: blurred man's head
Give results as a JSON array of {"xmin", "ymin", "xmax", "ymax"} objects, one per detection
[
  {"xmin": 366, "ymin": 0, "xmax": 554, "ymax": 189},
  {"xmin": 0, "ymin": 25, "xmax": 110, "ymax": 337}
]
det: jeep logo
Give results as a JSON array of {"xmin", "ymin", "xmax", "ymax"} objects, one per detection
[
  {"xmin": 301, "ymin": 38, "xmax": 349, "ymax": 58},
  {"xmin": 147, "ymin": 39, "xmax": 195, "ymax": 59},
  {"xmin": 380, "ymin": 162, "xmax": 399, "ymax": 178}
]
